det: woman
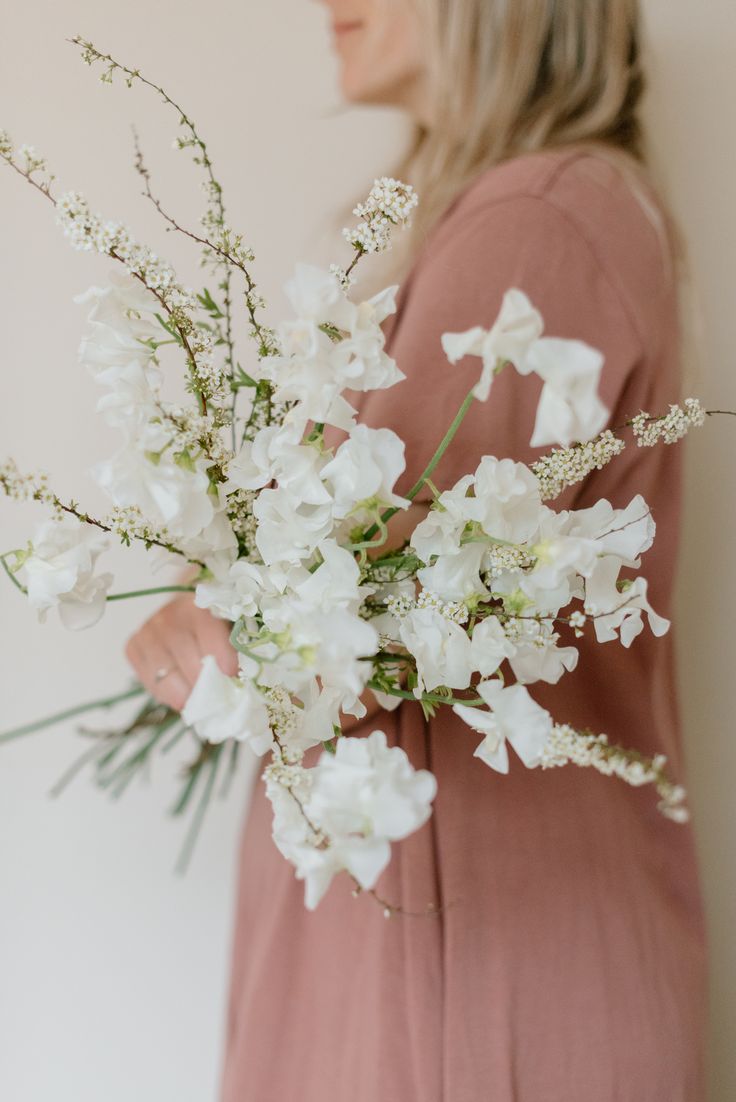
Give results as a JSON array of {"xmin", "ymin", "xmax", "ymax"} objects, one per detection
[{"xmin": 125, "ymin": 2, "xmax": 707, "ymax": 1098}]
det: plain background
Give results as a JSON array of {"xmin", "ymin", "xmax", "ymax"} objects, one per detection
[{"xmin": 0, "ymin": 3, "xmax": 733, "ymax": 1100}]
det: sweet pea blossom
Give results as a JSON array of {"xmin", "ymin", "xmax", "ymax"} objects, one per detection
[
  {"xmin": 399, "ymin": 606, "xmax": 473, "ymax": 693},
  {"xmin": 75, "ymin": 274, "xmax": 160, "ymax": 379},
  {"xmin": 294, "ymin": 731, "xmax": 437, "ymax": 908},
  {"xmin": 470, "ymin": 457, "xmax": 543, "ymax": 542},
  {"xmin": 442, "ymin": 289, "xmax": 610, "ymax": 447},
  {"xmin": 20, "ymin": 518, "xmax": 113, "ymax": 630},
  {"xmin": 584, "ymin": 560, "xmax": 670, "ymax": 647},
  {"xmin": 182, "ymin": 656, "xmax": 273, "ymax": 752},
  {"xmin": 442, "ymin": 289, "xmax": 544, "ymax": 401},
  {"xmin": 526, "ymin": 338, "xmax": 609, "ymax": 448},
  {"xmin": 321, "ymin": 425, "xmax": 409, "ymax": 519},
  {"xmin": 452, "ymin": 680, "xmax": 553, "ymax": 773}
]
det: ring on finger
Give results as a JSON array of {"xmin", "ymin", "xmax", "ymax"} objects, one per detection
[{"xmin": 154, "ymin": 665, "xmax": 175, "ymax": 683}]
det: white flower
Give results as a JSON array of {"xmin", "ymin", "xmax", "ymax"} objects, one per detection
[
  {"xmin": 228, "ymin": 423, "xmax": 331, "ymax": 505},
  {"xmin": 508, "ymin": 629, "xmax": 579, "ymax": 685},
  {"xmin": 584, "ymin": 561, "xmax": 670, "ymax": 647},
  {"xmin": 195, "ymin": 560, "xmax": 278, "ymax": 622},
  {"xmin": 335, "ymin": 286, "xmax": 404, "ymax": 392},
  {"xmin": 182, "ymin": 656, "xmax": 272, "ymax": 752},
  {"xmin": 469, "ymin": 457, "xmax": 543, "ymax": 542},
  {"xmin": 321, "ymin": 425, "xmax": 409, "ymax": 519},
  {"xmin": 453, "ymin": 680, "xmax": 553, "ymax": 773},
  {"xmin": 526, "ymin": 338, "xmax": 609, "ymax": 447},
  {"xmin": 469, "ymin": 616, "xmax": 516, "ymax": 678},
  {"xmin": 442, "ymin": 289, "xmax": 544, "ymax": 401},
  {"xmin": 410, "ymin": 476, "xmax": 475, "ymax": 562},
  {"xmin": 299, "ymin": 730, "xmax": 436, "ymax": 907},
  {"xmin": 95, "ymin": 432, "xmax": 216, "ymax": 543},
  {"xmin": 252, "ymin": 599, "xmax": 379, "ymax": 716},
  {"xmin": 21, "ymin": 518, "xmax": 112, "ymax": 630},
  {"xmin": 293, "ymin": 540, "xmax": 370, "ymax": 612},
  {"xmin": 283, "ymin": 263, "xmax": 353, "ymax": 330},
  {"xmin": 253, "ymin": 488, "xmax": 334, "ymax": 565},
  {"xmin": 399, "ymin": 606, "xmax": 473, "ymax": 693},
  {"xmin": 75, "ymin": 275, "xmax": 160, "ymax": 380},
  {"xmin": 416, "ymin": 543, "xmax": 488, "ymax": 603}
]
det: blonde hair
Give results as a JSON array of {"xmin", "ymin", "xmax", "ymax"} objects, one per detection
[{"xmin": 410, "ymin": 0, "xmax": 649, "ymax": 238}]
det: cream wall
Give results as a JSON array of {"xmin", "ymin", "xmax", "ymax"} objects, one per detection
[{"xmin": 0, "ymin": 3, "xmax": 733, "ymax": 1100}]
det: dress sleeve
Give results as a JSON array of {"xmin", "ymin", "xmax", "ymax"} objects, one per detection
[{"xmin": 359, "ymin": 193, "xmax": 646, "ymax": 502}]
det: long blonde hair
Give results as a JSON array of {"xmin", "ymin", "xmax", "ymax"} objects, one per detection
[{"xmin": 408, "ymin": 0, "xmax": 650, "ymax": 240}]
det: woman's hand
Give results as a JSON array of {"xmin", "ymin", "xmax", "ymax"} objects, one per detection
[{"xmin": 124, "ymin": 593, "xmax": 238, "ymax": 713}]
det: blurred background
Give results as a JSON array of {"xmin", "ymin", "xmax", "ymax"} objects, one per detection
[{"xmin": 0, "ymin": 2, "xmax": 733, "ymax": 1099}]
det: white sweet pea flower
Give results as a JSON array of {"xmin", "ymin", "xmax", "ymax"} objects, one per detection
[
  {"xmin": 508, "ymin": 630, "xmax": 579, "ymax": 686},
  {"xmin": 416, "ymin": 543, "xmax": 488, "ymax": 603},
  {"xmin": 469, "ymin": 457, "xmax": 543, "ymax": 542},
  {"xmin": 526, "ymin": 338, "xmax": 609, "ymax": 447},
  {"xmin": 284, "ymin": 263, "xmax": 354, "ymax": 330},
  {"xmin": 583, "ymin": 495, "xmax": 655, "ymax": 566},
  {"xmin": 75, "ymin": 274, "xmax": 160, "ymax": 380},
  {"xmin": 253, "ymin": 488, "xmax": 334, "ymax": 565},
  {"xmin": 95, "ymin": 430, "xmax": 217, "ymax": 543},
  {"xmin": 332, "ymin": 286, "xmax": 404, "ymax": 393},
  {"xmin": 442, "ymin": 289, "xmax": 544, "ymax": 401},
  {"xmin": 267, "ymin": 352, "xmax": 358, "ymax": 434},
  {"xmin": 94, "ymin": 360, "xmax": 160, "ymax": 430},
  {"xmin": 584, "ymin": 559, "xmax": 670, "ymax": 647},
  {"xmin": 182, "ymin": 656, "xmax": 272, "ymax": 752},
  {"xmin": 253, "ymin": 599, "xmax": 379, "ymax": 716},
  {"xmin": 297, "ymin": 730, "xmax": 436, "ymax": 908},
  {"xmin": 321, "ymin": 425, "xmax": 409, "ymax": 519},
  {"xmin": 293, "ymin": 540, "xmax": 371, "ymax": 612},
  {"xmin": 21, "ymin": 518, "xmax": 113, "ymax": 630},
  {"xmin": 469, "ymin": 616, "xmax": 517, "ymax": 678},
  {"xmin": 453, "ymin": 680, "xmax": 553, "ymax": 773},
  {"xmin": 399, "ymin": 606, "xmax": 473, "ymax": 693},
  {"xmin": 195, "ymin": 560, "xmax": 281, "ymax": 622},
  {"xmin": 410, "ymin": 476, "xmax": 475, "ymax": 563},
  {"xmin": 228, "ymin": 424, "xmax": 331, "ymax": 506}
]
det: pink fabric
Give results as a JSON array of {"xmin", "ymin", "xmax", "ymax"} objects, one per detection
[{"xmin": 220, "ymin": 150, "xmax": 707, "ymax": 1102}]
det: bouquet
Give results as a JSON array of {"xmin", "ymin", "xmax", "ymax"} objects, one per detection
[{"xmin": 0, "ymin": 38, "xmax": 721, "ymax": 913}]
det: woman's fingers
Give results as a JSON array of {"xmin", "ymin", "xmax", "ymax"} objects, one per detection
[
  {"xmin": 124, "ymin": 594, "xmax": 240, "ymax": 713},
  {"xmin": 193, "ymin": 612, "xmax": 240, "ymax": 677},
  {"xmin": 124, "ymin": 630, "xmax": 191, "ymax": 712}
]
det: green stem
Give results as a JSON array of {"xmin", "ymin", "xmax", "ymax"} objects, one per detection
[
  {"xmin": 0, "ymin": 686, "xmax": 145, "ymax": 743},
  {"xmin": 0, "ymin": 553, "xmax": 27, "ymax": 594},
  {"xmin": 175, "ymin": 746, "xmax": 223, "ymax": 873},
  {"xmin": 361, "ymin": 387, "xmax": 476, "ymax": 542},
  {"xmin": 106, "ymin": 585, "xmax": 195, "ymax": 602},
  {"xmin": 367, "ymin": 681, "xmax": 485, "ymax": 708}
]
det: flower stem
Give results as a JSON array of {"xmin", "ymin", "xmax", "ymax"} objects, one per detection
[
  {"xmin": 0, "ymin": 685, "xmax": 145, "ymax": 743},
  {"xmin": 361, "ymin": 386, "xmax": 476, "ymax": 543},
  {"xmin": 106, "ymin": 584, "xmax": 195, "ymax": 602}
]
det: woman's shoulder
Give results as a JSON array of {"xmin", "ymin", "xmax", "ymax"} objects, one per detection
[
  {"xmin": 446, "ymin": 146, "xmax": 661, "ymax": 236},
  {"xmin": 422, "ymin": 147, "xmax": 675, "ymax": 349}
]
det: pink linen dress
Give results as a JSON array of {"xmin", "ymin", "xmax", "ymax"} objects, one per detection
[{"xmin": 220, "ymin": 149, "xmax": 707, "ymax": 1102}]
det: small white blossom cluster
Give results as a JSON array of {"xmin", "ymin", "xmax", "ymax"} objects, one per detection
[
  {"xmin": 343, "ymin": 177, "xmax": 418, "ymax": 256},
  {"xmin": 532, "ymin": 430, "xmax": 626, "ymax": 501},
  {"xmin": 631, "ymin": 398, "xmax": 706, "ymax": 447},
  {"xmin": 541, "ymin": 725, "xmax": 689, "ymax": 822},
  {"xmin": 56, "ymin": 192, "xmax": 227, "ymax": 402},
  {"xmin": 105, "ymin": 505, "xmax": 171, "ymax": 547},
  {"xmin": 0, "ymin": 458, "xmax": 55, "ymax": 508}
]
